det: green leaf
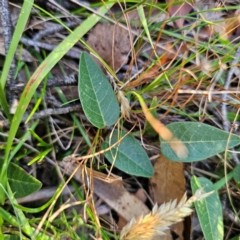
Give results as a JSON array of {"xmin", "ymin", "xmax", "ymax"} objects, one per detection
[
  {"xmin": 191, "ymin": 176, "xmax": 224, "ymax": 240},
  {"xmin": 79, "ymin": 52, "xmax": 120, "ymax": 128},
  {"xmin": 161, "ymin": 122, "xmax": 240, "ymax": 162},
  {"xmin": 229, "ymin": 235, "xmax": 240, "ymax": 240},
  {"xmin": 4, "ymin": 235, "xmax": 21, "ymax": 240},
  {"xmin": 101, "ymin": 131, "xmax": 154, "ymax": 177},
  {"xmin": 8, "ymin": 163, "xmax": 42, "ymax": 198},
  {"xmin": 233, "ymin": 164, "xmax": 240, "ymax": 188}
]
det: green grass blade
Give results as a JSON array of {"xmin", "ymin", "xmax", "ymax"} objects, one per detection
[
  {"xmin": 214, "ymin": 171, "xmax": 234, "ymax": 191},
  {"xmin": 137, "ymin": 5, "xmax": 157, "ymax": 57},
  {"xmin": 14, "ymin": 183, "xmax": 65, "ymax": 213},
  {"xmin": 6, "ymin": 183, "xmax": 34, "ymax": 237},
  {"xmin": 9, "ymin": 120, "xmax": 39, "ymax": 161},
  {"xmin": 27, "ymin": 148, "xmax": 52, "ymax": 165},
  {"xmin": 25, "ymin": 77, "xmax": 48, "ymax": 124}
]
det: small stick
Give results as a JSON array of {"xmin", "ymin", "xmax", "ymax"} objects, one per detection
[
  {"xmin": 0, "ymin": 104, "xmax": 81, "ymax": 128},
  {"xmin": 33, "ymin": 21, "xmax": 80, "ymax": 50},
  {"xmin": 178, "ymin": 89, "xmax": 240, "ymax": 94},
  {"xmin": 20, "ymin": 37, "xmax": 81, "ymax": 59},
  {"xmin": 8, "ymin": 73, "xmax": 77, "ymax": 91}
]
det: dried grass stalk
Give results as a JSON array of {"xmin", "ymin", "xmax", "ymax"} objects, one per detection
[{"xmin": 120, "ymin": 189, "xmax": 213, "ymax": 240}]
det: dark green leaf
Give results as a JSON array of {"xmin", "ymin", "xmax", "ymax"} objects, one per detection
[
  {"xmin": 8, "ymin": 163, "xmax": 42, "ymax": 198},
  {"xmin": 191, "ymin": 176, "xmax": 224, "ymax": 240},
  {"xmin": 161, "ymin": 122, "xmax": 240, "ymax": 162},
  {"xmin": 78, "ymin": 52, "xmax": 120, "ymax": 128},
  {"xmin": 228, "ymin": 235, "xmax": 240, "ymax": 240},
  {"xmin": 102, "ymin": 131, "xmax": 154, "ymax": 177},
  {"xmin": 4, "ymin": 235, "xmax": 20, "ymax": 240}
]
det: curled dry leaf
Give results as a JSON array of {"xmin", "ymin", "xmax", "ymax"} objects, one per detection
[{"xmin": 117, "ymin": 91, "xmax": 131, "ymax": 119}]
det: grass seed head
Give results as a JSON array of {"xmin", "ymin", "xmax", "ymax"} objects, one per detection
[{"xmin": 120, "ymin": 189, "xmax": 213, "ymax": 240}]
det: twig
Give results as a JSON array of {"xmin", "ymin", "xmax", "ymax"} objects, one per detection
[
  {"xmin": 20, "ymin": 37, "xmax": 81, "ymax": 59},
  {"xmin": 0, "ymin": 0, "xmax": 18, "ymax": 113},
  {"xmin": 49, "ymin": 116, "xmax": 73, "ymax": 150},
  {"xmin": 33, "ymin": 21, "xmax": 80, "ymax": 51},
  {"xmin": 8, "ymin": 71, "xmax": 127, "ymax": 92},
  {"xmin": 8, "ymin": 73, "xmax": 77, "ymax": 92},
  {"xmin": 6, "ymin": 186, "xmax": 75, "ymax": 204},
  {"xmin": 178, "ymin": 90, "xmax": 240, "ymax": 95},
  {"xmin": 0, "ymin": 104, "xmax": 81, "ymax": 128}
]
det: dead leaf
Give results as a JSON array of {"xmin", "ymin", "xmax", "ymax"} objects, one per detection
[
  {"xmin": 166, "ymin": 0, "xmax": 193, "ymax": 28},
  {"xmin": 149, "ymin": 155, "xmax": 186, "ymax": 239},
  {"xmin": 94, "ymin": 179, "xmax": 150, "ymax": 221},
  {"xmin": 134, "ymin": 188, "xmax": 147, "ymax": 203},
  {"xmin": 87, "ymin": 22, "xmax": 131, "ymax": 72},
  {"xmin": 59, "ymin": 157, "xmax": 150, "ymax": 222},
  {"xmin": 117, "ymin": 188, "xmax": 147, "ymax": 229}
]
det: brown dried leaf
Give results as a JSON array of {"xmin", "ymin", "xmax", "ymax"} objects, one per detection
[
  {"xmin": 149, "ymin": 155, "xmax": 186, "ymax": 239},
  {"xmin": 118, "ymin": 188, "xmax": 147, "ymax": 230},
  {"xmin": 87, "ymin": 22, "xmax": 131, "ymax": 72},
  {"xmin": 134, "ymin": 188, "xmax": 147, "ymax": 203},
  {"xmin": 166, "ymin": 0, "xmax": 193, "ymax": 28},
  {"xmin": 59, "ymin": 158, "xmax": 150, "ymax": 222},
  {"xmin": 94, "ymin": 179, "xmax": 150, "ymax": 221}
]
